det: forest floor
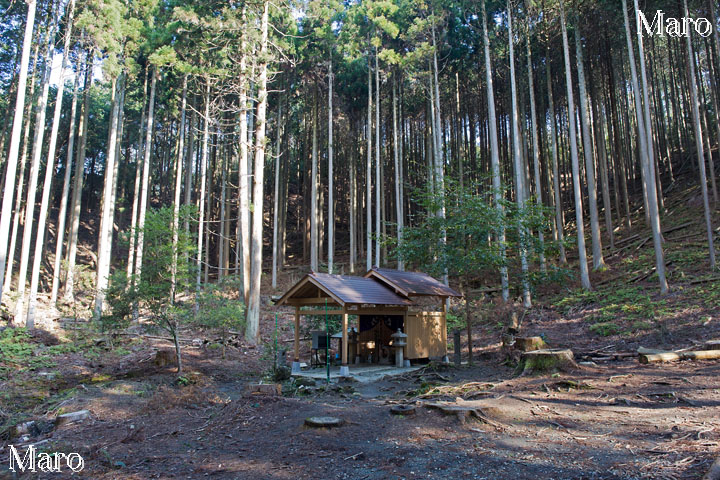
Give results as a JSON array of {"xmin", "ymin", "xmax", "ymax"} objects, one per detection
[{"xmin": 1, "ymin": 178, "xmax": 719, "ymax": 479}]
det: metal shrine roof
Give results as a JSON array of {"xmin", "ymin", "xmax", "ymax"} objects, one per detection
[
  {"xmin": 363, "ymin": 267, "xmax": 462, "ymax": 298},
  {"xmin": 275, "ymin": 272, "xmax": 414, "ymax": 307}
]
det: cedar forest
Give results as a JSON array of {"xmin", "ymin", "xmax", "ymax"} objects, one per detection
[{"xmin": 0, "ymin": 0, "xmax": 719, "ymax": 478}]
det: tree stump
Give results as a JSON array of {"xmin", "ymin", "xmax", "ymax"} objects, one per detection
[
  {"xmin": 516, "ymin": 348, "xmax": 576, "ymax": 375},
  {"xmin": 514, "ymin": 336, "xmax": 547, "ymax": 352},
  {"xmin": 704, "ymin": 340, "xmax": 720, "ymax": 351},
  {"xmin": 304, "ymin": 416, "xmax": 344, "ymax": 428},
  {"xmin": 390, "ymin": 404, "xmax": 416, "ymax": 416},
  {"xmin": 154, "ymin": 349, "xmax": 176, "ymax": 367},
  {"xmin": 246, "ymin": 383, "xmax": 282, "ymax": 396}
]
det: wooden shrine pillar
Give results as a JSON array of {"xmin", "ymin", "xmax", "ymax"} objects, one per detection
[
  {"xmin": 341, "ymin": 308, "xmax": 348, "ymax": 366},
  {"xmin": 294, "ymin": 306, "xmax": 300, "ymax": 362}
]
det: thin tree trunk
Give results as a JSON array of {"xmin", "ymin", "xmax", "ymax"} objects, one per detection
[
  {"xmin": 133, "ymin": 69, "xmax": 158, "ymax": 299},
  {"xmin": 683, "ymin": 0, "xmax": 716, "ymax": 269},
  {"xmin": 375, "ymin": 48, "xmax": 381, "ymax": 268},
  {"xmin": 94, "ymin": 73, "xmax": 123, "ymax": 319},
  {"xmin": 27, "ymin": 0, "xmax": 76, "ymax": 326},
  {"xmin": 238, "ymin": 21, "xmax": 250, "ymax": 304},
  {"xmin": 508, "ymin": 4, "xmax": 531, "ymax": 307},
  {"xmin": 623, "ymin": 0, "xmax": 669, "ymax": 292},
  {"xmin": 246, "ymin": 0, "xmax": 269, "ymax": 343},
  {"xmin": 4, "ymin": 42, "xmax": 40, "ymax": 296},
  {"xmin": 525, "ymin": 21, "xmax": 546, "ymax": 273},
  {"xmin": 195, "ymin": 79, "xmax": 211, "ymax": 312},
  {"xmin": 481, "ymin": 0, "xmax": 509, "ymax": 300},
  {"xmin": 51, "ymin": 50, "xmax": 82, "ymax": 304},
  {"xmin": 431, "ymin": 20, "xmax": 447, "ymax": 288},
  {"xmin": 126, "ymin": 70, "xmax": 148, "ymax": 282},
  {"xmin": 393, "ymin": 74, "xmax": 403, "ymax": 271},
  {"xmin": 310, "ymin": 99, "xmax": 319, "ymax": 272},
  {"xmin": 560, "ymin": 1, "xmax": 591, "ymax": 290},
  {"xmin": 328, "ymin": 59, "xmax": 334, "ymax": 274},
  {"xmin": 64, "ymin": 54, "xmax": 91, "ymax": 302},
  {"xmin": 0, "ymin": 0, "xmax": 37, "ymax": 307},
  {"xmin": 15, "ymin": 3, "xmax": 61, "ymax": 321},
  {"xmin": 272, "ymin": 94, "xmax": 283, "ymax": 288},
  {"xmin": 575, "ymin": 27, "xmax": 605, "ymax": 270},
  {"xmin": 350, "ymin": 124, "xmax": 356, "ymax": 273},
  {"xmin": 546, "ymin": 45, "xmax": 567, "ymax": 264},
  {"xmin": 366, "ymin": 56, "xmax": 372, "ymax": 272},
  {"xmin": 171, "ymin": 75, "xmax": 187, "ymax": 303}
]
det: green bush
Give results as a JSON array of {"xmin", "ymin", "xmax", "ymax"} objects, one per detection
[{"xmin": 589, "ymin": 322, "xmax": 621, "ymax": 337}]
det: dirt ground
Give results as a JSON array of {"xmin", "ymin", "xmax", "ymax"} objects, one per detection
[{"xmin": 1, "ymin": 322, "xmax": 718, "ymax": 480}]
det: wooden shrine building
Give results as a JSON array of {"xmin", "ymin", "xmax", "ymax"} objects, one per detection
[{"xmin": 275, "ymin": 268, "xmax": 461, "ymax": 374}]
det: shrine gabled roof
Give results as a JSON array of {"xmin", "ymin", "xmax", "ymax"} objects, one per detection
[
  {"xmin": 363, "ymin": 267, "xmax": 462, "ymax": 297},
  {"xmin": 275, "ymin": 272, "xmax": 414, "ymax": 307}
]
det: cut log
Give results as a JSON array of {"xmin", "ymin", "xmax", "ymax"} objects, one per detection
[
  {"xmin": 304, "ymin": 416, "xmax": 344, "ymax": 428},
  {"xmin": 246, "ymin": 383, "xmax": 282, "ymax": 396},
  {"xmin": 639, "ymin": 352, "xmax": 682, "ymax": 364},
  {"xmin": 683, "ymin": 350, "xmax": 720, "ymax": 361},
  {"xmin": 704, "ymin": 340, "xmax": 720, "ymax": 351},
  {"xmin": 514, "ymin": 336, "xmax": 546, "ymax": 352},
  {"xmin": 639, "ymin": 350, "xmax": 720, "ymax": 364},
  {"xmin": 516, "ymin": 349, "xmax": 576, "ymax": 375},
  {"xmin": 55, "ymin": 410, "xmax": 90, "ymax": 427}
]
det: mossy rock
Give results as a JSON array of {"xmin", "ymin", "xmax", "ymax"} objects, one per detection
[{"xmin": 515, "ymin": 349, "xmax": 577, "ymax": 376}]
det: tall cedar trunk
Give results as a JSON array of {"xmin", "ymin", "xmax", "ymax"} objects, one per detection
[
  {"xmin": 15, "ymin": 3, "xmax": 61, "ymax": 321},
  {"xmin": 272, "ymin": 93, "xmax": 283, "ymax": 288},
  {"xmin": 238, "ymin": 29, "xmax": 250, "ymax": 304},
  {"xmin": 622, "ymin": 0, "xmax": 668, "ymax": 292},
  {"xmin": 64, "ymin": 56, "xmax": 91, "ymax": 301},
  {"xmin": 683, "ymin": 0, "xmax": 716, "ymax": 268},
  {"xmin": 525, "ymin": 20, "xmax": 546, "ymax": 273},
  {"xmin": 26, "ymin": 0, "xmax": 76, "ymax": 326},
  {"xmin": 393, "ymin": 74, "xmax": 403, "ymax": 271},
  {"xmin": 171, "ymin": 75, "xmax": 187, "ymax": 303},
  {"xmin": 546, "ymin": 45, "xmax": 567, "ymax": 264},
  {"xmin": 328, "ymin": 59, "xmax": 334, "ymax": 274},
  {"xmin": 94, "ymin": 74, "xmax": 123, "ymax": 319},
  {"xmin": 375, "ymin": 48, "xmax": 381, "ymax": 268},
  {"xmin": 310, "ymin": 98, "xmax": 319, "ymax": 272},
  {"xmin": 559, "ymin": 1, "xmax": 591, "ymax": 289},
  {"xmin": 133, "ymin": 69, "xmax": 158, "ymax": 307},
  {"xmin": 51, "ymin": 48, "xmax": 82, "ymax": 303},
  {"xmin": 431, "ymin": 20, "xmax": 448, "ymax": 288},
  {"xmin": 350, "ymin": 122, "xmax": 356, "ymax": 273},
  {"xmin": 184, "ymin": 108, "xmax": 195, "ymax": 237},
  {"xmin": 574, "ymin": 27, "xmax": 605, "ymax": 270},
  {"xmin": 219, "ymin": 137, "xmax": 227, "ymax": 281},
  {"xmin": 507, "ymin": 5, "xmax": 531, "ymax": 307},
  {"xmin": 481, "ymin": 0, "xmax": 509, "ymax": 301},
  {"xmin": 4, "ymin": 42, "xmax": 40, "ymax": 295},
  {"xmin": 366, "ymin": 56, "xmax": 372, "ymax": 271},
  {"xmin": 0, "ymin": 0, "xmax": 37, "ymax": 306},
  {"xmin": 195, "ymin": 79, "xmax": 211, "ymax": 312},
  {"xmin": 126, "ymin": 70, "xmax": 148, "ymax": 282},
  {"xmin": 246, "ymin": 1, "xmax": 269, "ymax": 343}
]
